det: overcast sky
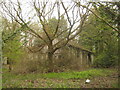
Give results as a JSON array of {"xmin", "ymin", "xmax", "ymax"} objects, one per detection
[
  {"xmin": 2, "ymin": 0, "xmax": 88, "ymax": 21},
  {"xmin": 1, "ymin": 0, "xmax": 91, "ymax": 34}
]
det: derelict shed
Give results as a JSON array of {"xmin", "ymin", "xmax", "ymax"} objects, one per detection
[{"xmin": 66, "ymin": 42, "xmax": 94, "ymax": 68}]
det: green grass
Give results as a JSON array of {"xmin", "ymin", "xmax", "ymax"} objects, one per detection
[
  {"xmin": 41, "ymin": 69, "xmax": 114, "ymax": 79},
  {"xmin": 3, "ymin": 68, "xmax": 114, "ymax": 81},
  {"xmin": 2, "ymin": 68, "xmax": 116, "ymax": 88}
]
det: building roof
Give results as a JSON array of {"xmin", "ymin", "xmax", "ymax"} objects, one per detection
[{"xmin": 67, "ymin": 41, "xmax": 93, "ymax": 54}]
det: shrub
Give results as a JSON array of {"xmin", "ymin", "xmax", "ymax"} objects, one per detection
[
  {"xmin": 93, "ymin": 52, "xmax": 118, "ymax": 68},
  {"xmin": 12, "ymin": 59, "xmax": 47, "ymax": 74}
]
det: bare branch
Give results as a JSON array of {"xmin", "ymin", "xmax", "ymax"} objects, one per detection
[
  {"xmin": 61, "ymin": 1, "xmax": 72, "ymax": 26},
  {"xmin": 53, "ymin": 3, "xmax": 89, "ymax": 52},
  {"xmin": 75, "ymin": 2, "xmax": 119, "ymax": 34},
  {"xmin": 1, "ymin": 1, "xmax": 49, "ymax": 45},
  {"xmin": 33, "ymin": 1, "xmax": 52, "ymax": 42},
  {"xmin": 27, "ymin": 44, "xmax": 45, "ymax": 53},
  {"xmin": 53, "ymin": 1, "xmax": 61, "ymax": 38}
]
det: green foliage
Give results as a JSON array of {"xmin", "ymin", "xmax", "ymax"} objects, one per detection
[
  {"xmin": 48, "ymin": 16, "xmax": 67, "ymax": 32},
  {"xmin": 79, "ymin": 6, "xmax": 118, "ymax": 68},
  {"xmin": 92, "ymin": 2, "xmax": 120, "ymax": 26},
  {"xmin": 93, "ymin": 53, "xmax": 117, "ymax": 68},
  {"xmin": 93, "ymin": 30, "xmax": 118, "ymax": 68},
  {"xmin": 3, "ymin": 38, "xmax": 23, "ymax": 64},
  {"xmin": 33, "ymin": 16, "xmax": 67, "ymax": 46},
  {"xmin": 2, "ymin": 18, "xmax": 24, "ymax": 66}
]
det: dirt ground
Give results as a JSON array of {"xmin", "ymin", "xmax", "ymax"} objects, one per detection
[
  {"xmin": 32, "ymin": 70, "xmax": 118, "ymax": 88},
  {"xmin": 3, "ymin": 68, "xmax": 119, "ymax": 88},
  {"xmin": 71, "ymin": 71, "xmax": 118, "ymax": 88}
]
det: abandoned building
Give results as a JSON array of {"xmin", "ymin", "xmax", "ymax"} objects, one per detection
[
  {"xmin": 24, "ymin": 41, "xmax": 94, "ymax": 69},
  {"xmin": 3, "ymin": 40, "xmax": 94, "ymax": 70}
]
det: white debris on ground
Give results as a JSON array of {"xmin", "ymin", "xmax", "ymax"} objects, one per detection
[{"xmin": 85, "ymin": 79, "xmax": 90, "ymax": 84}]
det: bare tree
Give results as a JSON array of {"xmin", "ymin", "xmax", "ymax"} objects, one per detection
[{"xmin": 1, "ymin": 0, "xmax": 90, "ymax": 72}]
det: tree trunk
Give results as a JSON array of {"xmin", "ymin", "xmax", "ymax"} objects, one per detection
[
  {"xmin": 47, "ymin": 41, "xmax": 54, "ymax": 72},
  {"xmin": 47, "ymin": 51, "xmax": 54, "ymax": 72}
]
